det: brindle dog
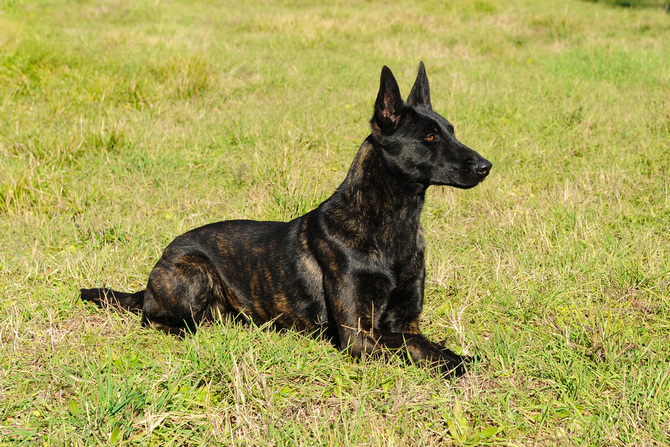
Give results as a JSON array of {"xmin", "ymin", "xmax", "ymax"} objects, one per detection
[{"xmin": 81, "ymin": 62, "xmax": 492, "ymax": 376}]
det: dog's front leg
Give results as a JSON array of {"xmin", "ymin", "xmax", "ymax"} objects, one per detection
[
  {"xmin": 325, "ymin": 275, "xmax": 466, "ymax": 377},
  {"xmin": 343, "ymin": 322, "xmax": 466, "ymax": 377},
  {"xmin": 386, "ymin": 281, "xmax": 471, "ymax": 370}
]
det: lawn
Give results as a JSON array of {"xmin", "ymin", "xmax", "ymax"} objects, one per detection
[{"xmin": 1, "ymin": 0, "xmax": 669, "ymax": 445}]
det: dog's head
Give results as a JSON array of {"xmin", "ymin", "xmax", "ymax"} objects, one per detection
[{"xmin": 370, "ymin": 62, "xmax": 492, "ymax": 189}]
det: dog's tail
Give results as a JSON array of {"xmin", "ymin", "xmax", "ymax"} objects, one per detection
[{"xmin": 80, "ymin": 288, "xmax": 145, "ymax": 314}]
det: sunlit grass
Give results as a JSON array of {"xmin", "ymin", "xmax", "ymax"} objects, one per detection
[{"xmin": 1, "ymin": 0, "xmax": 669, "ymax": 445}]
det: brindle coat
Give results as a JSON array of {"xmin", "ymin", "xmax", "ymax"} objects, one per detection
[{"xmin": 81, "ymin": 62, "xmax": 492, "ymax": 376}]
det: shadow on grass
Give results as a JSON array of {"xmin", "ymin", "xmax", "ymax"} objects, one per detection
[{"xmin": 583, "ymin": 0, "xmax": 669, "ymax": 11}]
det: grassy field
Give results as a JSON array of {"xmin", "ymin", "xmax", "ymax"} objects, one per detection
[{"xmin": 1, "ymin": 0, "xmax": 669, "ymax": 445}]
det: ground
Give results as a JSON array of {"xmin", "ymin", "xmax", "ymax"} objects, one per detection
[{"xmin": 1, "ymin": 0, "xmax": 669, "ymax": 445}]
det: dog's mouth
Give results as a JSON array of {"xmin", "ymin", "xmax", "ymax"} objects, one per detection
[
  {"xmin": 435, "ymin": 178, "xmax": 486, "ymax": 189},
  {"xmin": 453, "ymin": 180, "xmax": 486, "ymax": 190},
  {"xmin": 432, "ymin": 159, "xmax": 492, "ymax": 189}
]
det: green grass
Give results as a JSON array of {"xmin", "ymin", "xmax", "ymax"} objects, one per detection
[{"xmin": 1, "ymin": 0, "xmax": 669, "ymax": 445}]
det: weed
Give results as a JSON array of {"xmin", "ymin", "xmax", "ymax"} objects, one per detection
[{"xmin": 1, "ymin": 0, "xmax": 669, "ymax": 445}]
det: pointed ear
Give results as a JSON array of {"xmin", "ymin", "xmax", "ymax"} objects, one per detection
[
  {"xmin": 406, "ymin": 61, "xmax": 431, "ymax": 107},
  {"xmin": 371, "ymin": 66, "xmax": 404, "ymax": 137}
]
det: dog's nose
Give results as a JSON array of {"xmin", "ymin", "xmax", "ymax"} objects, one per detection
[{"xmin": 474, "ymin": 159, "xmax": 492, "ymax": 176}]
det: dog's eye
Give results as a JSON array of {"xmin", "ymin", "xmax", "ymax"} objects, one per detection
[{"xmin": 425, "ymin": 134, "xmax": 436, "ymax": 142}]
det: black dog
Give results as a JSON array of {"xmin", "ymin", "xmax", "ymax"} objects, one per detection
[{"xmin": 81, "ymin": 62, "xmax": 491, "ymax": 377}]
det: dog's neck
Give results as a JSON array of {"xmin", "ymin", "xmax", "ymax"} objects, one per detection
[{"xmin": 321, "ymin": 136, "xmax": 427, "ymax": 249}]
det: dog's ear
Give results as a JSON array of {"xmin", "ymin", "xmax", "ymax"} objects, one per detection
[
  {"xmin": 407, "ymin": 61, "xmax": 431, "ymax": 108},
  {"xmin": 371, "ymin": 66, "xmax": 404, "ymax": 137}
]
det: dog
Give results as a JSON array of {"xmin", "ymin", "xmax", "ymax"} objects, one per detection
[{"xmin": 81, "ymin": 62, "xmax": 492, "ymax": 377}]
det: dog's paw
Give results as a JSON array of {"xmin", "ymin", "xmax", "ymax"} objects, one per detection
[
  {"xmin": 436, "ymin": 360, "xmax": 467, "ymax": 378},
  {"xmin": 432, "ymin": 352, "xmax": 484, "ymax": 378}
]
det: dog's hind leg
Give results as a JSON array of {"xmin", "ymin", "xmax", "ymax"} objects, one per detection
[{"xmin": 141, "ymin": 252, "xmax": 232, "ymax": 336}]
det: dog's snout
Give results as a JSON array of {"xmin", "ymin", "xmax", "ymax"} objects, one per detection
[{"xmin": 474, "ymin": 159, "xmax": 492, "ymax": 176}]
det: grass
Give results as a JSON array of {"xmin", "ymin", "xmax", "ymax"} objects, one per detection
[{"xmin": 1, "ymin": 0, "xmax": 669, "ymax": 445}]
